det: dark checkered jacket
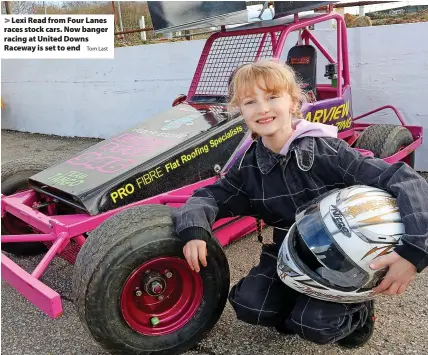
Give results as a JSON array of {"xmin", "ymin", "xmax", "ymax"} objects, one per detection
[{"xmin": 172, "ymin": 136, "xmax": 428, "ymax": 272}]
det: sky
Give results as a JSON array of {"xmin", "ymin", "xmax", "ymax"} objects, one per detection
[
  {"xmin": 245, "ymin": 0, "xmax": 428, "ymax": 22},
  {"xmin": 340, "ymin": 0, "xmax": 428, "ymax": 15}
]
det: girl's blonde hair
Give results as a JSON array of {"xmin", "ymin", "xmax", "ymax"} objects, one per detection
[{"xmin": 228, "ymin": 59, "xmax": 305, "ymax": 119}]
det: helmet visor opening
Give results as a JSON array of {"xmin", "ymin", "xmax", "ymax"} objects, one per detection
[{"xmin": 296, "ymin": 204, "xmax": 368, "ymax": 289}]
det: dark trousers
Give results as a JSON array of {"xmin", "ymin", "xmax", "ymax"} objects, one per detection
[{"xmin": 228, "ymin": 244, "xmax": 370, "ymax": 344}]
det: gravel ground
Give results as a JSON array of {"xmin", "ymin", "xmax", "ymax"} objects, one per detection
[{"xmin": 1, "ymin": 129, "xmax": 428, "ymax": 355}]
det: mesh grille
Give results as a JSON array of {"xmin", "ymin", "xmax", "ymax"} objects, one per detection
[{"xmin": 193, "ymin": 31, "xmax": 281, "ymax": 97}]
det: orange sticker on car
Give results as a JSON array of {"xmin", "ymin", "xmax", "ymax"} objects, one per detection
[{"xmin": 290, "ymin": 56, "xmax": 311, "ymax": 64}]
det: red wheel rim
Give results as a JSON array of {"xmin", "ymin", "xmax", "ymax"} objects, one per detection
[{"xmin": 121, "ymin": 257, "xmax": 203, "ymax": 335}]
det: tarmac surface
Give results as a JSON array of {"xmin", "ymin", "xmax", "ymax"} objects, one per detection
[{"xmin": 1, "ymin": 129, "xmax": 428, "ymax": 355}]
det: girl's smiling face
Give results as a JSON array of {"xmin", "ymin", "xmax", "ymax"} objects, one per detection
[
  {"xmin": 239, "ymin": 83, "xmax": 295, "ymax": 139},
  {"xmin": 228, "ymin": 60, "xmax": 304, "ymax": 152}
]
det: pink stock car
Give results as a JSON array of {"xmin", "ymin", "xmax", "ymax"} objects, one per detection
[{"xmin": 1, "ymin": 2, "xmax": 422, "ymax": 355}]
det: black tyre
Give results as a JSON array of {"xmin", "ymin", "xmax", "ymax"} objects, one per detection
[
  {"xmin": 354, "ymin": 124, "xmax": 415, "ymax": 167},
  {"xmin": 72, "ymin": 205, "xmax": 230, "ymax": 355},
  {"xmin": 1, "ymin": 160, "xmax": 49, "ymax": 256}
]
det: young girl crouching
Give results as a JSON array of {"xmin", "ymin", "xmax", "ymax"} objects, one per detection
[{"xmin": 172, "ymin": 60, "xmax": 428, "ymax": 347}]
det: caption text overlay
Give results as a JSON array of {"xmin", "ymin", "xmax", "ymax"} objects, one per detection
[{"xmin": 0, "ymin": 15, "xmax": 114, "ymax": 59}]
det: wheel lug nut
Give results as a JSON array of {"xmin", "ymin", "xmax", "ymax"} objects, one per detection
[
  {"xmin": 158, "ymin": 295, "xmax": 164, "ymax": 301},
  {"xmin": 135, "ymin": 290, "xmax": 143, "ymax": 297},
  {"xmin": 165, "ymin": 270, "xmax": 173, "ymax": 278}
]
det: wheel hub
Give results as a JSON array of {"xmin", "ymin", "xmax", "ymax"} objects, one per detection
[
  {"xmin": 120, "ymin": 257, "xmax": 203, "ymax": 336},
  {"xmin": 142, "ymin": 271, "xmax": 166, "ymax": 296}
]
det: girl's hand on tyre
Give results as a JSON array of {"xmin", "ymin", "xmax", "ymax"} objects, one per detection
[{"xmin": 183, "ymin": 240, "xmax": 207, "ymax": 272}]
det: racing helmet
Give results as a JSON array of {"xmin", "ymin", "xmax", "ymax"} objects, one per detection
[{"xmin": 277, "ymin": 186, "xmax": 404, "ymax": 303}]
